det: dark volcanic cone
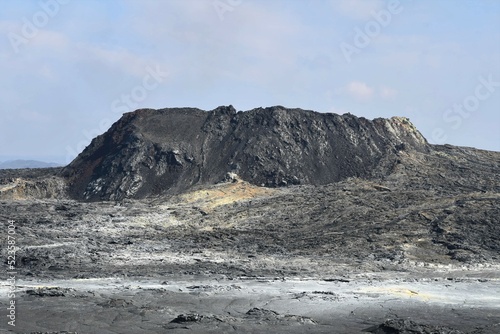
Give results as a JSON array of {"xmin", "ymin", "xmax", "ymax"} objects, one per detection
[{"xmin": 62, "ymin": 105, "xmax": 429, "ymax": 201}]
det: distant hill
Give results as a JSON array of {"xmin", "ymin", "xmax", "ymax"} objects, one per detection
[{"xmin": 0, "ymin": 159, "xmax": 63, "ymax": 169}]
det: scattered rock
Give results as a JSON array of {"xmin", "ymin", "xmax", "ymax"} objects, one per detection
[
  {"xmin": 170, "ymin": 313, "xmax": 204, "ymax": 323},
  {"xmin": 245, "ymin": 307, "xmax": 279, "ymax": 318},
  {"xmin": 28, "ymin": 332, "xmax": 78, "ymax": 334},
  {"xmin": 364, "ymin": 319, "xmax": 464, "ymax": 334},
  {"xmin": 98, "ymin": 298, "xmax": 133, "ymax": 308},
  {"xmin": 26, "ymin": 287, "xmax": 74, "ymax": 297}
]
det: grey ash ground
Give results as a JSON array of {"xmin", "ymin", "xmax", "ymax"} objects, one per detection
[{"xmin": 1, "ymin": 107, "xmax": 499, "ymax": 333}]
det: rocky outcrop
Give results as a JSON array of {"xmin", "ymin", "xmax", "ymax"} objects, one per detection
[
  {"xmin": 61, "ymin": 106, "xmax": 430, "ymax": 201},
  {"xmin": 0, "ymin": 168, "xmax": 66, "ymax": 200}
]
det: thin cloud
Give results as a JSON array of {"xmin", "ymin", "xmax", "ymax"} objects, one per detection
[
  {"xmin": 345, "ymin": 81, "xmax": 375, "ymax": 100},
  {"xmin": 38, "ymin": 64, "xmax": 57, "ymax": 81},
  {"xmin": 330, "ymin": 0, "xmax": 385, "ymax": 20},
  {"xmin": 125, "ymin": 0, "xmax": 305, "ymax": 87},
  {"xmin": 78, "ymin": 44, "xmax": 155, "ymax": 78},
  {"xmin": 379, "ymin": 86, "xmax": 398, "ymax": 100},
  {"xmin": 30, "ymin": 30, "xmax": 69, "ymax": 50}
]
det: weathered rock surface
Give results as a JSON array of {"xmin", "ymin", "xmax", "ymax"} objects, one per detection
[
  {"xmin": 61, "ymin": 106, "xmax": 430, "ymax": 200},
  {"xmin": 0, "ymin": 167, "xmax": 65, "ymax": 200}
]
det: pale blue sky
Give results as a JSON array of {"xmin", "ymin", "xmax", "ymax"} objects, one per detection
[{"xmin": 1, "ymin": 0, "xmax": 499, "ymax": 164}]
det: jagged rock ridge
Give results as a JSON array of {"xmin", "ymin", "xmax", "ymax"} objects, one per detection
[{"xmin": 62, "ymin": 106, "xmax": 429, "ymax": 201}]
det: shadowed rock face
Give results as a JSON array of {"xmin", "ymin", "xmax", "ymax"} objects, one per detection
[{"xmin": 61, "ymin": 106, "xmax": 429, "ymax": 201}]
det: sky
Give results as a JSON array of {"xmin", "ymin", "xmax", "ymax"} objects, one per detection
[{"xmin": 0, "ymin": 0, "xmax": 499, "ymax": 164}]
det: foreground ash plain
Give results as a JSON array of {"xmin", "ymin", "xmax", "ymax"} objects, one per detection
[{"xmin": 1, "ymin": 111, "xmax": 500, "ymax": 333}]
